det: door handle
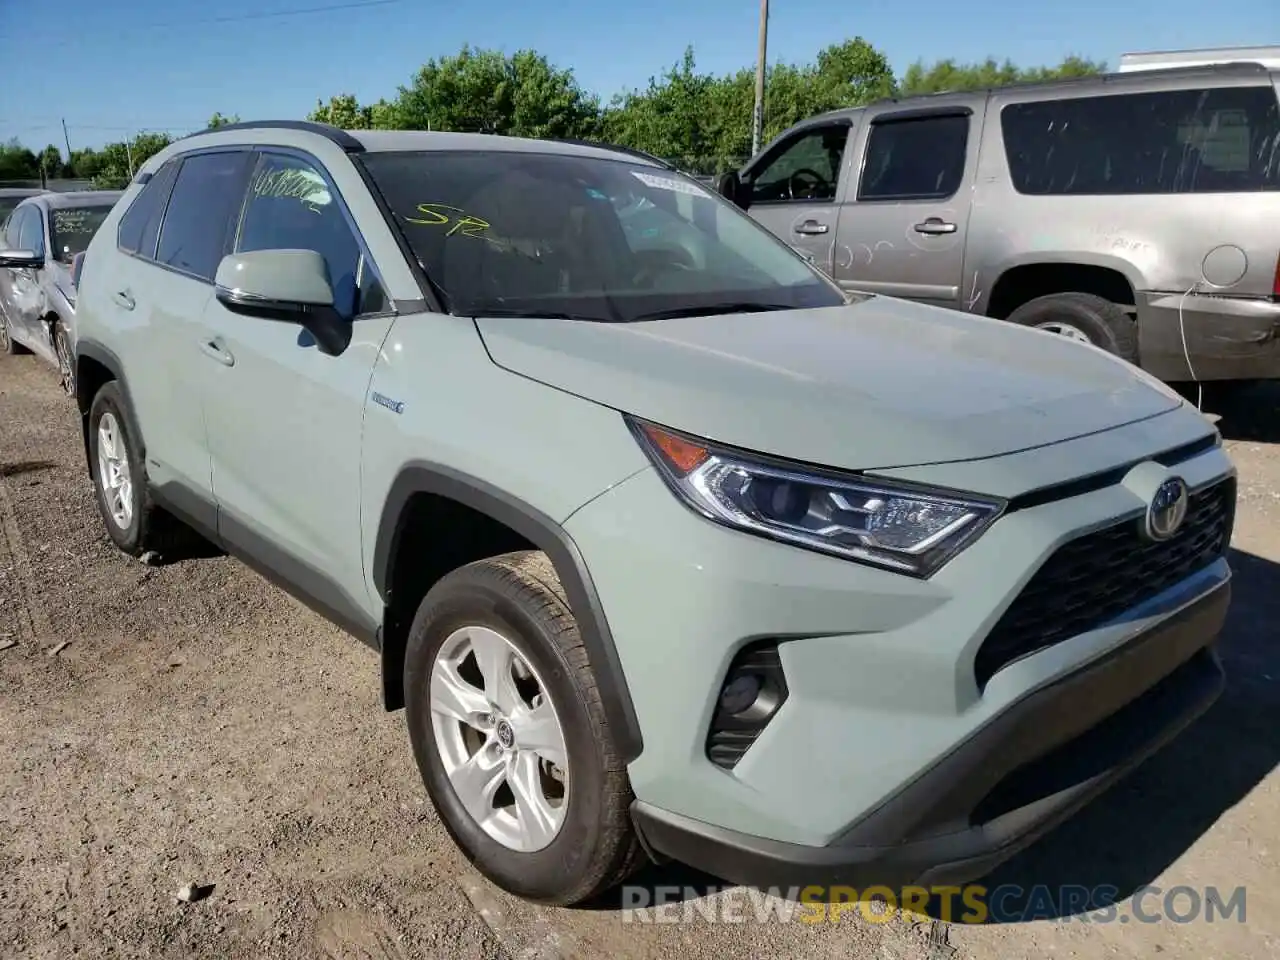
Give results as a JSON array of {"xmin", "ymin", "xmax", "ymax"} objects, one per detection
[
  {"xmin": 199, "ymin": 338, "xmax": 235, "ymax": 367},
  {"xmin": 112, "ymin": 290, "xmax": 135, "ymax": 310},
  {"xmin": 913, "ymin": 218, "xmax": 957, "ymax": 235},
  {"xmin": 794, "ymin": 220, "xmax": 829, "ymax": 236}
]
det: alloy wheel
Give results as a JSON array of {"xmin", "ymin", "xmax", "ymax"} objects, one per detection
[
  {"xmin": 96, "ymin": 412, "xmax": 134, "ymax": 529},
  {"xmin": 429, "ymin": 625, "xmax": 569, "ymax": 852}
]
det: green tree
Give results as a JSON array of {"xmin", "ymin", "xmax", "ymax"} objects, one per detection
[
  {"xmin": 90, "ymin": 132, "xmax": 174, "ymax": 189},
  {"xmin": 897, "ymin": 55, "xmax": 1105, "ymax": 96},
  {"xmin": 38, "ymin": 145, "xmax": 64, "ymax": 179},
  {"xmin": 207, "ymin": 111, "xmax": 241, "ymax": 129},
  {"xmin": 391, "ymin": 45, "xmax": 599, "ymax": 138},
  {"xmin": 0, "ymin": 138, "xmax": 40, "ymax": 180}
]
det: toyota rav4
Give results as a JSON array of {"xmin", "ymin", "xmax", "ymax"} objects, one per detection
[{"xmin": 71, "ymin": 120, "xmax": 1236, "ymax": 906}]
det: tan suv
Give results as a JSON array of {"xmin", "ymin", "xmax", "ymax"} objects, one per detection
[{"xmin": 719, "ymin": 62, "xmax": 1280, "ymax": 384}]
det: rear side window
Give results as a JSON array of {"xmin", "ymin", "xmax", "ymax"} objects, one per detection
[
  {"xmin": 117, "ymin": 158, "xmax": 179, "ymax": 256},
  {"xmin": 857, "ymin": 114, "xmax": 970, "ymax": 201},
  {"xmin": 1001, "ymin": 86, "xmax": 1280, "ymax": 195},
  {"xmin": 156, "ymin": 150, "xmax": 253, "ymax": 281}
]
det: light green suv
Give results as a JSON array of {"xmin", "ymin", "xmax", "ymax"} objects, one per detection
[{"xmin": 72, "ymin": 121, "xmax": 1237, "ymax": 906}]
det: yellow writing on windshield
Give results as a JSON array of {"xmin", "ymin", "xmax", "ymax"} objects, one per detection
[{"xmin": 405, "ymin": 203, "xmax": 490, "ymax": 238}]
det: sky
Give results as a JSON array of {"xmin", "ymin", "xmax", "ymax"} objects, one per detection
[{"xmin": 1, "ymin": 0, "xmax": 1276, "ymax": 154}]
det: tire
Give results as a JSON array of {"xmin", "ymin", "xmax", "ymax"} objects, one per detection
[
  {"xmin": 1005, "ymin": 292, "xmax": 1138, "ymax": 365},
  {"xmin": 403, "ymin": 550, "xmax": 643, "ymax": 905},
  {"xmin": 87, "ymin": 381, "xmax": 201, "ymax": 559},
  {"xmin": 0, "ymin": 311, "xmax": 29, "ymax": 356},
  {"xmin": 53, "ymin": 320, "xmax": 75, "ymax": 397}
]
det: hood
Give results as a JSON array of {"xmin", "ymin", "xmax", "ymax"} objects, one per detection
[{"xmin": 475, "ymin": 299, "xmax": 1182, "ymax": 472}]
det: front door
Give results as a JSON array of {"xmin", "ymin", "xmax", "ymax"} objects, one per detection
[
  {"xmin": 833, "ymin": 107, "xmax": 979, "ymax": 309},
  {"xmin": 743, "ymin": 121, "xmax": 853, "ymax": 274},
  {"xmin": 200, "ymin": 149, "xmax": 396, "ymax": 627}
]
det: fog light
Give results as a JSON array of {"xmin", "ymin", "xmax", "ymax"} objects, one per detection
[{"xmin": 719, "ymin": 673, "xmax": 761, "ymax": 715}]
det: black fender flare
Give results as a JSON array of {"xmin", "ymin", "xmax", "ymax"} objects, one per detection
[{"xmin": 373, "ymin": 462, "xmax": 644, "ymax": 763}]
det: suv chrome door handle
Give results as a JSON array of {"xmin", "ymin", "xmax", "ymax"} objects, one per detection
[
  {"xmin": 112, "ymin": 290, "xmax": 135, "ymax": 310},
  {"xmin": 913, "ymin": 218, "xmax": 957, "ymax": 235},
  {"xmin": 794, "ymin": 220, "xmax": 829, "ymax": 235},
  {"xmin": 199, "ymin": 338, "xmax": 235, "ymax": 367}
]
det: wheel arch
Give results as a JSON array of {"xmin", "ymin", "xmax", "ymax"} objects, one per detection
[
  {"xmin": 982, "ymin": 255, "xmax": 1141, "ymax": 320},
  {"xmin": 74, "ymin": 339, "xmax": 144, "ymax": 477},
  {"xmin": 372, "ymin": 462, "xmax": 644, "ymax": 763}
]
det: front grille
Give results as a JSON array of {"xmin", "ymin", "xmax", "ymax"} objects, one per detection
[{"xmin": 974, "ymin": 477, "xmax": 1235, "ymax": 688}]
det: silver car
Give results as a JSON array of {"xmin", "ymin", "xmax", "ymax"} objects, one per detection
[{"xmin": 0, "ymin": 190, "xmax": 122, "ymax": 394}]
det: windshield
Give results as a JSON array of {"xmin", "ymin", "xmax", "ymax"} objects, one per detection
[
  {"xmin": 359, "ymin": 149, "xmax": 845, "ymax": 321},
  {"xmin": 49, "ymin": 204, "xmax": 113, "ymax": 263}
]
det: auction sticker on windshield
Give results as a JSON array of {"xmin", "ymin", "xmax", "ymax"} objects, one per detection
[{"xmin": 631, "ymin": 170, "xmax": 707, "ymax": 197}]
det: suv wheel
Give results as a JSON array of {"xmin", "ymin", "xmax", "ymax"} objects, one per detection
[
  {"xmin": 1, "ymin": 312, "xmax": 28, "ymax": 355},
  {"xmin": 404, "ymin": 551, "xmax": 643, "ymax": 905},
  {"xmin": 1006, "ymin": 292, "xmax": 1139, "ymax": 364},
  {"xmin": 88, "ymin": 381, "xmax": 201, "ymax": 559},
  {"xmin": 54, "ymin": 322, "xmax": 75, "ymax": 397}
]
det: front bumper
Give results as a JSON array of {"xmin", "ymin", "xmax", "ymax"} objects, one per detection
[
  {"xmin": 564, "ymin": 404, "xmax": 1235, "ymax": 874},
  {"xmin": 631, "ymin": 581, "xmax": 1226, "ymax": 888},
  {"xmin": 1137, "ymin": 290, "xmax": 1280, "ymax": 381}
]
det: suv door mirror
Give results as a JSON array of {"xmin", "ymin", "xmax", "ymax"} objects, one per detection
[
  {"xmin": 0, "ymin": 249, "xmax": 44, "ymax": 269},
  {"xmin": 214, "ymin": 249, "xmax": 350, "ymax": 356},
  {"xmin": 716, "ymin": 171, "xmax": 750, "ymax": 211}
]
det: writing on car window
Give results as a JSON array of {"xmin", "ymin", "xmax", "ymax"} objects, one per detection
[
  {"xmin": 251, "ymin": 166, "xmax": 331, "ymax": 212},
  {"xmin": 403, "ymin": 203, "xmax": 491, "ymax": 237}
]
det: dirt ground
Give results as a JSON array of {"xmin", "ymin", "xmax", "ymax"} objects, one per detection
[{"xmin": 1, "ymin": 351, "xmax": 1277, "ymax": 960}]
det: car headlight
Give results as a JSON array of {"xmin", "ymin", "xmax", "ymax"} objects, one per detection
[{"xmin": 627, "ymin": 417, "xmax": 1005, "ymax": 578}]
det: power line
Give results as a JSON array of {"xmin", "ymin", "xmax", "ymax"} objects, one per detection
[{"xmin": 26, "ymin": 0, "xmax": 405, "ymax": 46}]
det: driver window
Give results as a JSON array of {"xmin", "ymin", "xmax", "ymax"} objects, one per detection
[{"xmin": 749, "ymin": 126, "xmax": 848, "ymax": 204}]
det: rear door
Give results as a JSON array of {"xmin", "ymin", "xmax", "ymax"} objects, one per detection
[
  {"xmin": 7, "ymin": 208, "xmax": 47, "ymax": 349},
  {"xmin": 832, "ymin": 106, "xmax": 979, "ymax": 308},
  {"xmin": 742, "ymin": 119, "xmax": 855, "ymax": 272},
  {"xmin": 111, "ymin": 150, "xmax": 252, "ymax": 508}
]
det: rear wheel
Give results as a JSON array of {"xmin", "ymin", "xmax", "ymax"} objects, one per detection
[
  {"xmin": 1006, "ymin": 292, "xmax": 1139, "ymax": 365},
  {"xmin": 403, "ymin": 551, "xmax": 643, "ymax": 905},
  {"xmin": 88, "ymin": 381, "xmax": 202, "ymax": 559}
]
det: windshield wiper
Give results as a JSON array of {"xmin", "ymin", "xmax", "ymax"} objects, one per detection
[{"xmin": 628, "ymin": 302, "xmax": 794, "ymax": 323}]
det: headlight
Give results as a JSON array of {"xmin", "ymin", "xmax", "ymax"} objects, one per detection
[{"xmin": 626, "ymin": 417, "xmax": 1005, "ymax": 577}]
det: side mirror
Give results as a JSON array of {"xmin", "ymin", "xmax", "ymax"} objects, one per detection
[
  {"xmin": 214, "ymin": 249, "xmax": 351, "ymax": 357},
  {"xmin": 0, "ymin": 249, "xmax": 44, "ymax": 269},
  {"xmin": 715, "ymin": 171, "xmax": 751, "ymax": 211}
]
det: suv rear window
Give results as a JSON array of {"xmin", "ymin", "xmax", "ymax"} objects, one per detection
[
  {"xmin": 117, "ymin": 158, "xmax": 179, "ymax": 257},
  {"xmin": 1001, "ymin": 86, "xmax": 1280, "ymax": 195}
]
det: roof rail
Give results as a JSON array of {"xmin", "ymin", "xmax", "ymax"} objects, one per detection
[
  {"xmin": 868, "ymin": 60, "xmax": 1271, "ymax": 108},
  {"xmin": 180, "ymin": 119, "xmax": 366, "ymax": 152},
  {"xmin": 547, "ymin": 138, "xmax": 675, "ymax": 169}
]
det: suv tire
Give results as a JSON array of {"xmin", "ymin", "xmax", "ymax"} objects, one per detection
[
  {"xmin": 1006, "ymin": 292, "xmax": 1139, "ymax": 364},
  {"xmin": 88, "ymin": 381, "xmax": 201, "ymax": 559},
  {"xmin": 403, "ymin": 550, "xmax": 643, "ymax": 905},
  {"xmin": 54, "ymin": 321, "xmax": 75, "ymax": 397},
  {"xmin": 1, "ymin": 313, "xmax": 28, "ymax": 355}
]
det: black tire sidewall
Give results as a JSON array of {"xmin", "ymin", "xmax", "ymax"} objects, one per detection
[
  {"xmin": 88, "ymin": 382, "xmax": 144, "ymax": 552},
  {"xmin": 1007, "ymin": 293, "xmax": 1134, "ymax": 361},
  {"xmin": 403, "ymin": 574, "xmax": 613, "ymax": 903}
]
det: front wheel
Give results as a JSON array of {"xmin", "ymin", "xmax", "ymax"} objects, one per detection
[
  {"xmin": 54, "ymin": 321, "xmax": 75, "ymax": 397},
  {"xmin": 403, "ymin": 551, "xmax": 643, "ymax": 905},
  {"xmin": 1, "ymin": 312, "xmax": 29, "ymax": 356}
]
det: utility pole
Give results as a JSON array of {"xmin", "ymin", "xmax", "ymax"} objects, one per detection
[
  {"xmin": 125, "ymin": 136, "xmax": 135, "ymax": 178},
  {"xmin": 751, "ymin": 0, "xmax": 768, "ymax": 156},
  {"xmin": 61, "ymin": 118, "xmax": 73, "ymax": 166}
]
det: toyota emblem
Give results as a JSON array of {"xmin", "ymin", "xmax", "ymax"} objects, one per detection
[{"xmin": 1144, "ymin": 477, "xmax": 1189, "ymax": 542}]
